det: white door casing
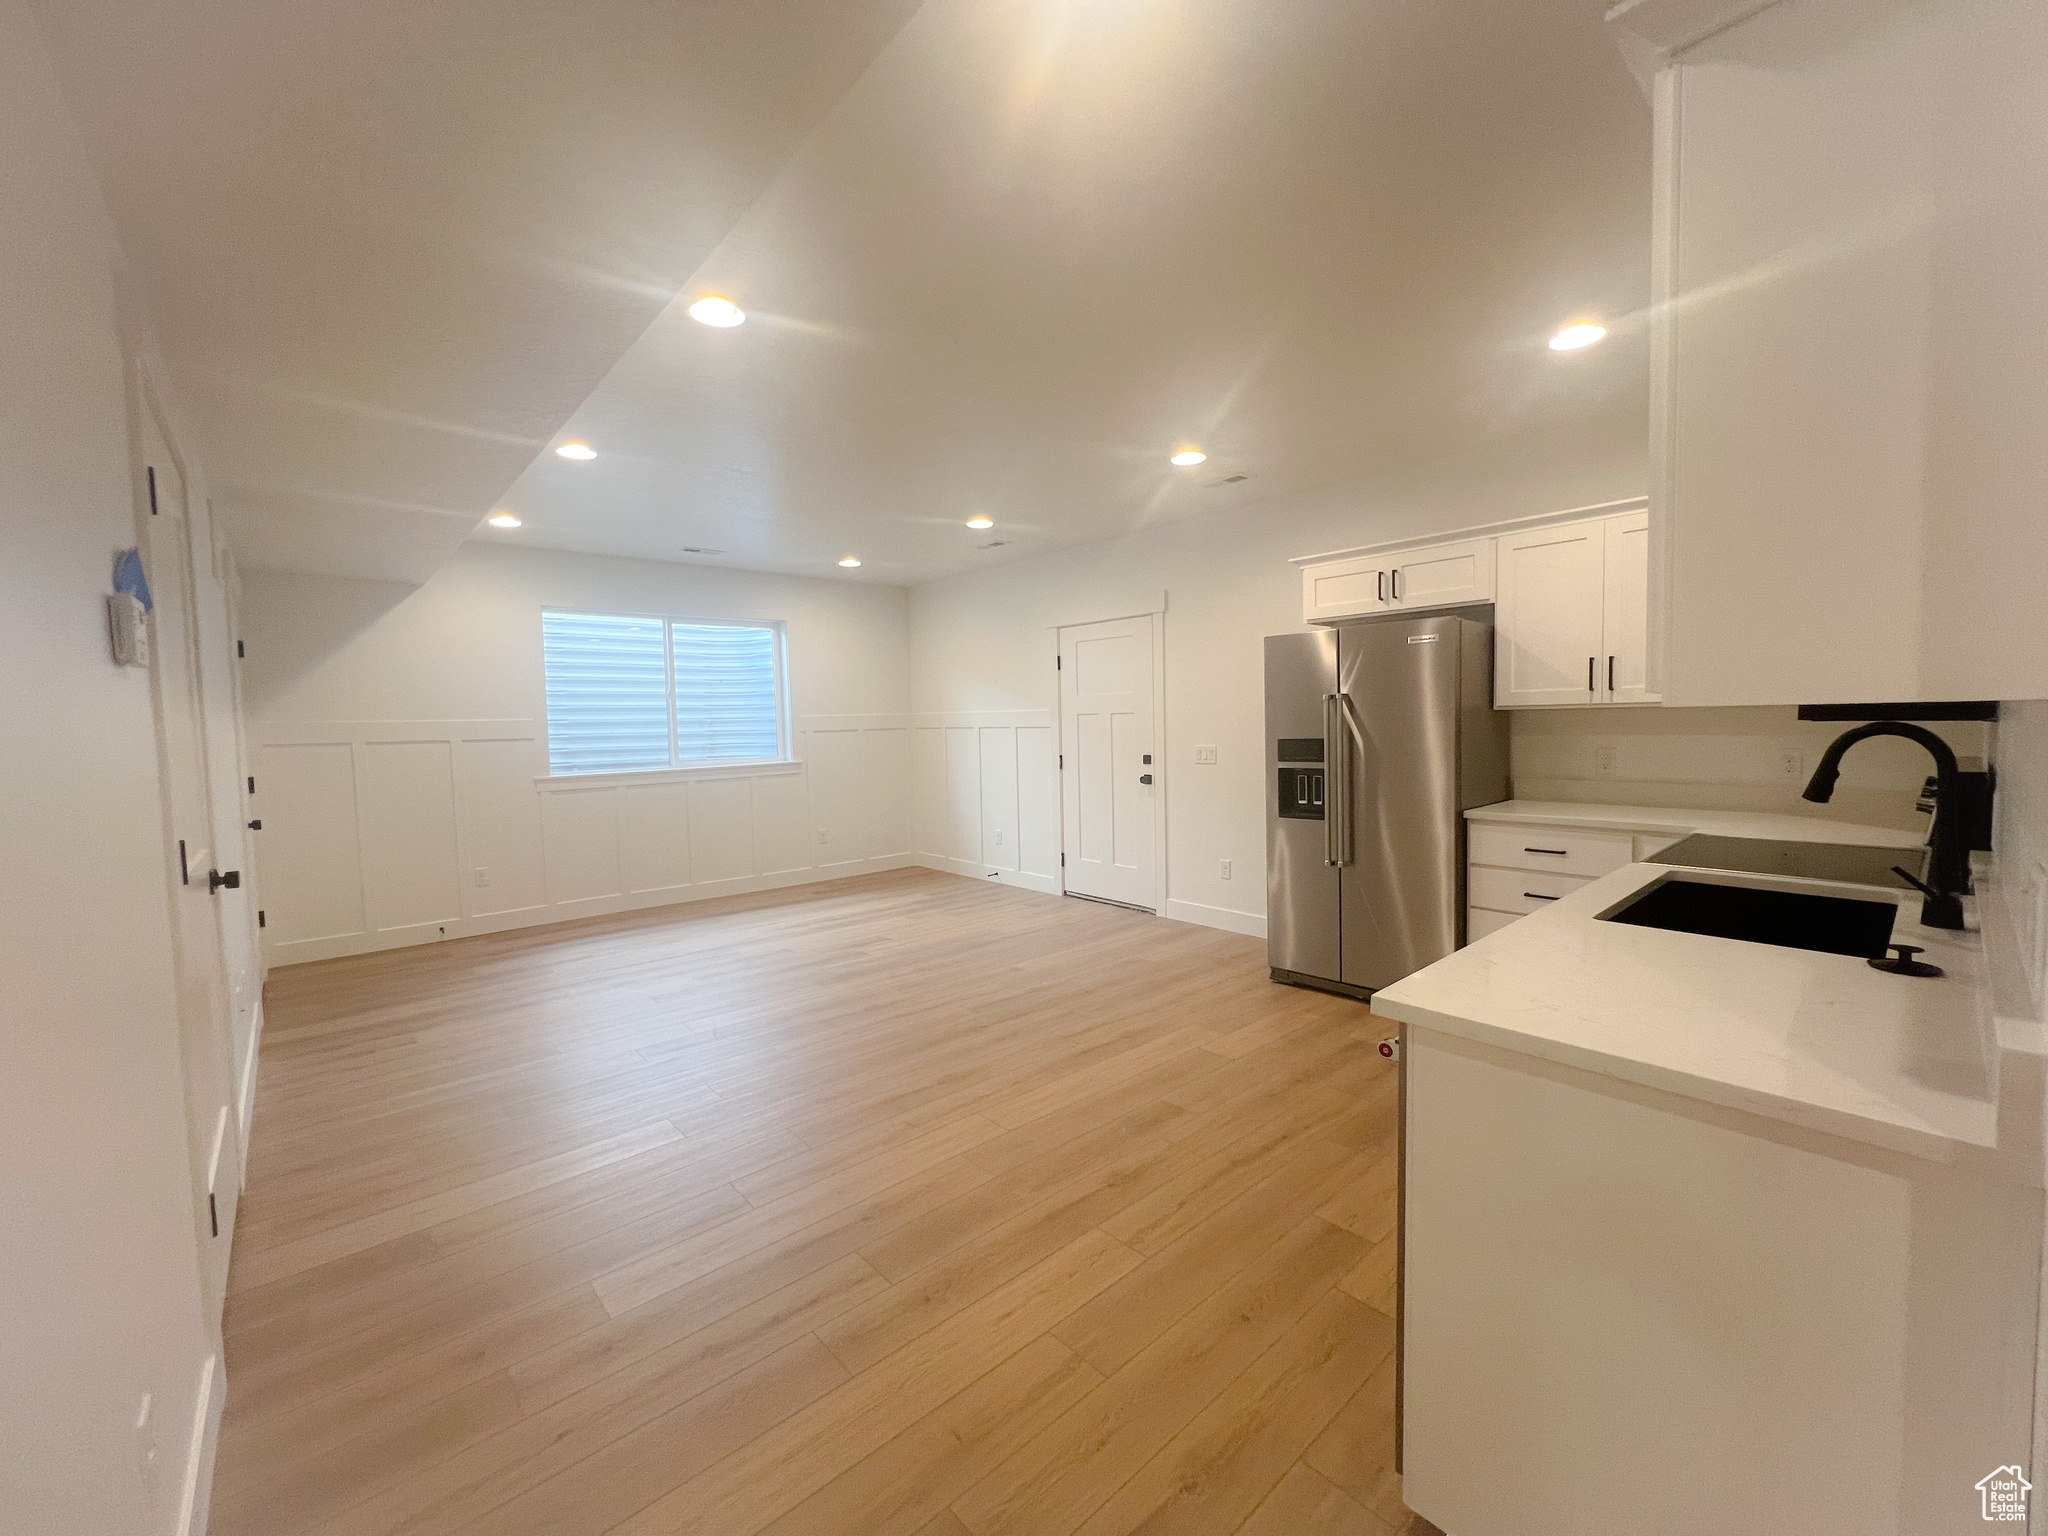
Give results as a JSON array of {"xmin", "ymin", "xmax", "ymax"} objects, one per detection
[
  {"xmin": 1058, "ymin": 613, "xmax": 1161, "ymax": 911},
  {"xmin": 137, "ymin": 388, "xmax": 241, "ymax": 1328}
]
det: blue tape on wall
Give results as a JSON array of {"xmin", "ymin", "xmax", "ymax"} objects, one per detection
[{"xmin": 113, "ymin": 548, "xmax": 152, "ymax": 613}]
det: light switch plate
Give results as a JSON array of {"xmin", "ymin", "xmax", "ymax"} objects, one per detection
[{"xmin": 1194, "ymin": 744, "xmax": 1218, "ymax": 764}]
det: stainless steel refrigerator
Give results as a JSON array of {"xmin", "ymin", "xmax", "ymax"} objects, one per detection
[{"xmin": 1265, "ymin": 611, "xmax": 1508, "ymax": 998}]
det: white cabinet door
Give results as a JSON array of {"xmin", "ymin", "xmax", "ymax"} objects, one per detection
[
  {"xmin": 1301, "ymin": 554, "xmax": 1398, "ymax": 623},
  {"xmin": 1391, "ymin": 537, "xmax": 1496, "ymax": 610},
  {"xmin": 1601, "ymin": 510, "xmax": 1656, "ymax": 703},
  {"xmin": 1495, "ymin": 521, "xmax": 1605, "ymax": 706}
]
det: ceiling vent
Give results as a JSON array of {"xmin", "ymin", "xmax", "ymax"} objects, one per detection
[{"xmin": 1207, "ymin": 474, "xmax": 1249, "ymax": 487}]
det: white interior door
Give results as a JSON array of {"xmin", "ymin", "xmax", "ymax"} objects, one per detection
[
  {"xmin": 138, "ymin": 400, "xmax": 240, "ymax": 1323},
  {"xmin": 1495, "ymin": 520, "xmax": 1606, "ymax": 707},
  {"xmin": 1058, "ymin": 614, "xmax": 1159, "ymax": 911}
]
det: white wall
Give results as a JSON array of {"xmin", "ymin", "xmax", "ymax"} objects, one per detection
[
  {"xmin": 909, "ymin": 440, "xmax": 1649, "ymax": 934},
  {"xmin": 1512, "ymin": 706, "xmax": 1989, "ymax": 829},
  {"xmin": 0, "ymin": 3, "xmax": 219, "ymax": 1529},
  {"xmin": 239, "ymin": 544, "xmax": 914, "ymax": 962}
]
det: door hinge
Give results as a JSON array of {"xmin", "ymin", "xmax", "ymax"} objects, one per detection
[
  {"xmin": 236, "ymin": 639, "xmax": 244, "ymax": 658},
  {"xmin": 1056, "ymin": 655, "xmax": 1061, "ymax": 669},
  {"xmin": 257, "ymin": 909, "xmax": 266, "ymax": 928},
  {"xmin": 177, "ymin": 838, "xmax": 189, "ymax": 885},
  {"xmin": 1060, "ymin": 852, "xmax": 1066, "ymax": 867},
  {"xmin": 1058, "ymin": 753, "xmax": 1063, "ymax": 769},
  {"xmin": 147, "ymin": 464, "xmax": 159, "ymax": 515},
  {"xmin": 247, "ymin": 776, "xmax": 256, "ymax": 794},
  {"xmin": 208, "ymin": 1192, "xmax": 219, "ymax": 1238}
]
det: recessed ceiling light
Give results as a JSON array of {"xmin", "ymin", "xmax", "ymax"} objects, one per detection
[
  {"xmin": 486, "ymin": 512, "xmax": 522, "ymax": 528},
  {"xmin": 838, "ymin": 556, "xmax": 862, "ymax": 568},
  {"xmin": 965, "ymin": 516, "xmax": 995, "ymax": 530},
  {"xmin": 1548, "ymin": 323, "xmax": 1607, "ymax": 352},
  {"xmin": 687, "ymin": 296, "xmax": 747, "ymax": 328},
  {"xmin": 1170, "ymin": 449, "xmax": 1207, "ymax": 467},
  {"xmin": 554, "ymin": 442, "xmax": 597, "ymax": 460}
]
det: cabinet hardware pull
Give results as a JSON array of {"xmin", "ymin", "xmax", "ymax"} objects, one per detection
[
  {"xmin": 1377, "ymin": 571, "xmax": 1386, "ymax": 603},
  {"xmin": 1608, "ymin": 655, "xmax": 1616, "ymax": 692},
  {"xmin": 1588, "ymin": 656, "xmax": 1595, "ymax": 691},
  {"xmin": 1392, "ymin": 568, "xmax": 1403, "ymax": 600},
  {"xmin": 1525, "ymin": 846, "xmax": 1568, "ymax": 855},
  {"xmin": 1524, "ymin": 892, "xmax": 1559, "ymax": 901}
]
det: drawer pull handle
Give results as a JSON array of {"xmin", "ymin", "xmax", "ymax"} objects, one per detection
[
  {"xmin": 1524, "ymin": 892, "xmax": 1559, "ymax": 901},
  {"xmin": 1524, "ymin": 846, "xmax": 1568, "ymax": 855}
]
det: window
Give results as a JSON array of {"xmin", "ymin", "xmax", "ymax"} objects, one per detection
[{"xmin": 542, "ymin": 610, "xmax": 787, "ymax": 775}]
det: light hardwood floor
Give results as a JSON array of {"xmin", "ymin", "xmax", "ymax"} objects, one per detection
[{"xmin": 213, "ymin": 867, "xmax": 1439, "ymax": 1536}]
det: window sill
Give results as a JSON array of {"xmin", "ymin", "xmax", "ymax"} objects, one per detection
[{"xmin": 535, "ymin": 759, "xmax": 803, "ymax": 791}]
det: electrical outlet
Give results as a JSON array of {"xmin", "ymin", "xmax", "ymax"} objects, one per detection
[
  {"xmin": 1779, "ymin": 751, "xmax": 1805, "ymax": 781},
  {"xmin": 1219, "ymin": 859, "xmax": 1232, "ymax": 881},
  {"xmin": 1594, "ymin": 745, "xmax": 1619, "ymax": 778},
  {"xmin": 472, "ymin": 866, "xmax": 489, "ymax": 888},
  {"xmin": 994, "ymin": 830, "xmax": 1004, "ymax": 846},
  {"xmin": 1194, "ymin": 744, "xmax": 1218, "ymax": 765}
]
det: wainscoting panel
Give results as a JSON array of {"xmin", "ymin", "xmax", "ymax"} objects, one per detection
[
  {"xmin": 357, "ymin": 739, "xmax": 463, "ymax": 933},
  {"xmin": 252, "ymin": 715, "xmax": 915, "ymax": 964},
  {"xmin": 911, "ymin": 710, "xmax": 1059, "ymax": 894}
]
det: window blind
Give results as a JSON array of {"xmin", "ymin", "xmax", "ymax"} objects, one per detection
[
  {"xmin": 671, "ymin": 623, "xmax": 781, "ymax": 762},
  {"xmin": 541, "ymin": 611, "xmax": 672, "ymax": 774}
]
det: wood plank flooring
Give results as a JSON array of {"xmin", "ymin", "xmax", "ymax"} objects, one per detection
[{"xmin": 214, "ymin": 867, "xmax": 1440, "ymax": 1536}]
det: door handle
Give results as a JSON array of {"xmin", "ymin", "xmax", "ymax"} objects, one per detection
[
  {"xmin": 1376, "ymin": 571, "xmax": 1386, "ymax": 604},
  {"xmin": 209, "ymin": 869, "xmax": 241, "ymax": 893},
  {"xmin": 1138, "ymin": 774, "xmax": 1153, "ymax": 785},
  {"xmin": 1323, "ymin": 694, "xmax": 1345, "ymax": 866},
  {"xmin": 1588, "ymin": 656, "xmax": 1595, "ymax": 692},
  {"xmin": 1391, "ymin": 568, "xmax": 1403, "ymax": 601}
]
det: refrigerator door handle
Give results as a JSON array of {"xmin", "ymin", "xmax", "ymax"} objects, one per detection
[
  {"xmin": 1324, "ymin": 693, "xmax": 1344, "ymax": 866},
  {"xmin": 1325, "ymin": 692, "xmax": 1370, "ymax": 868}
]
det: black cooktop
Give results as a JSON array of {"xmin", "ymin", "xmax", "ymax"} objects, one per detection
[{"xmin": 1646, "ymin": 833, "xmax": 1923, "ymax": 890}]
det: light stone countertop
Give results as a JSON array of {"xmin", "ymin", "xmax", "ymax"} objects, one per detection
[
  {"xmin": 1375, "ymin": 852, "xmax": 1999, "ymax": 1161},
  {"xmin": 1466, "ymin": 798, "xmax": 1928, "ymax": 849}
]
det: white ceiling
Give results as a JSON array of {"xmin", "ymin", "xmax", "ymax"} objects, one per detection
[
  {"xmin": 42, "ymin": 0, "xmax": 1651, "ymax": 588},
  {"xmin": 33, "ymin": 0, "xmax": 923, "ymax": 582}
]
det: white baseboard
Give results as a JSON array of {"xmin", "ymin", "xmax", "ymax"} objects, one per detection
[
  {"xmin": 266, "ymin": 854, "xmax": 920, "ymax": 966},
  {"xmin": 1164, "ymin": 897, "xmax": 1269, "ymax": 940},
  {"xmin": 914, "ymin": 854, "xmax": 1060, "ymax": 896},
  {"xmin": 177, "ymin": 1352, "xmax": 222, "ymax": 1536}
]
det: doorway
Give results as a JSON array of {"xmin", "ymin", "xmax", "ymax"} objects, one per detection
[{"xmin": 1057, "ymin": 611, "xmax": 1164, "ymax": 912}]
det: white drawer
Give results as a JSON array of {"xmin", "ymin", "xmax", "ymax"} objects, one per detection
[
  {"xmin": 1468, "ymin": 864, "xmax": 1595, "ymax": 915},
  {"xmin": 1466, "ymin": 905, "xmax": 1521, "ymax": 943},
  {"xmin": 1468, "ymin": 822, "xmax": 1634, "ymax": 878}
]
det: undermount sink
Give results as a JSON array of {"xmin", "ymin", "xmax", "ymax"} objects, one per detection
[{"xmin": 1601, "ymin": 873, "xmax": 1898, "ymax": 958}]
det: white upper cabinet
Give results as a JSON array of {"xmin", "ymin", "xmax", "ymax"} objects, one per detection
[
  {"xmin": 1300, "ymin": 536, "xmax": 1495, "ymax": 624},
  {"xmin": 1495, "ymin": 510, "xmax": 1656, "ymax": 708},
  {"xmin": 1495, "ymin": 521, "xmax": 1606, "ymax": 707},
  {"xmin": 1625, "ymin": 0, "xmax": 2048, "ymax": 704},
  {"xmin": 1302, "ymin": 553, "xmax": 1400, "ymax": 623},
  {"xmin": 1388, "ymin": 538, "xmax": 1496, "ymax": 612},
  {"xmin": 1602, "ymin": 511, "xmax": 1654, "ymax": 703}
]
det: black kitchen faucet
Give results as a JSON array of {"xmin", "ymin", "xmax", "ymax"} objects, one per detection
[{"xmin": 1802, "ymin": 721, "xmax": 1968, "ymax": 930}]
